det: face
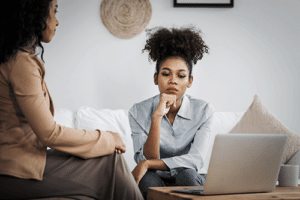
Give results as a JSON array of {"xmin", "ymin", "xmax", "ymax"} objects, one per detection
[
  {"xmin": 42, "ymin": 0, "xmax": 59, "ymax": 43},
  {"xmin": 154, "ymin": 57, "xmax": 193, "ymax": 102}
]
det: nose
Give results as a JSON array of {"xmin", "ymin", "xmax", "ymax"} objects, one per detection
[{"xmin": 169, "ymin": 75, "xmax": 178, "ymax": 84}]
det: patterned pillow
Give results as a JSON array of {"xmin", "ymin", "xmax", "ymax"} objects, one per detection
[{"xmin": 229, "ymin": 94, "xmax": 300, "ymax": 164}]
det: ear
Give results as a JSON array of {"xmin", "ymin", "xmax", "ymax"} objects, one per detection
[
  {"xmin": 187, "ymin": 76, "xmax": 193, "ymax": 88},
  {"xmin": 154, "ymin": 73, "xmax": 158, "ymax": 85}
]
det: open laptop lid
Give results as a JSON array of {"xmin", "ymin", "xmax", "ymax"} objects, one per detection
[{"xmin": 203, "ymin": 134, "xmax": 287, "ymax": 195}]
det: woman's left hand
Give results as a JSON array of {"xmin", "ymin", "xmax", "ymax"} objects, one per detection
[
  {"xmin": 108, "ymin": 131, "xmax": 126, "ymax": 154},
  {"xmin": 115, "ymin": 149, "xmax": 122, "ymax": 154},
  {"xmin": 131, "ymin": 160, "xmax": 148, "ymax": 185}
]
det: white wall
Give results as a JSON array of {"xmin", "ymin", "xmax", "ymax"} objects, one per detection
[{"xmin": 44, "ymin": 0, "xmax": 300, "ymax": 134}]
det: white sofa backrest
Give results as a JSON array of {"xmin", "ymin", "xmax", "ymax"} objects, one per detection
[
  {"xmin": 205, "ymin": 112, "xmax": 244, "ymax": 170},
  {"xmin": 53, "ymin": 109, "xmax": 77, "ymax": 129},
  {"xmin": 54, "ymin": 108, "xmax": 244, "ymax": 172}
]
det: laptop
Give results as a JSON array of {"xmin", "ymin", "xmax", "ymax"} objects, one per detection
[{"xmin": 172, "ymin": 133, "xmax": 287, "ymax": 195}]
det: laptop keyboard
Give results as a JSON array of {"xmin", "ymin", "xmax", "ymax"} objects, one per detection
[{"xmin": 172, "ymin": 188, "xmax": 204, "ymax": 195}]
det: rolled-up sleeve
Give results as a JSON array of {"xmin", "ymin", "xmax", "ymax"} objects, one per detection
[
  {"xmin": 162, "ymin": 104, "xmax": 215, "ymax": 172},
  {"xmin": 128, "ymin": 106, "xmax": 148, "ymax": 164},
  {"xmin": 128, "ymin": 95, "xmax": 216, "ymax": 174}
]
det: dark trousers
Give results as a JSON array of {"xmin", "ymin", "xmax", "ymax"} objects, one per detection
[
  {"xmin": 0, "ymin": 149, "xmax": 143, "ymax": 200},
  {"xmin": 138, "ymin": 168, "xmax": 206, "ymax": 199}
]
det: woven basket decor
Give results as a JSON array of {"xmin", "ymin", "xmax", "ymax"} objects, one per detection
[{"xmin": 100, "ymin": 0, "xmax": 152, "ymax": 39}]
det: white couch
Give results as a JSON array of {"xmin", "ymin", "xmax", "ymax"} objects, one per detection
[
  {"xmin": 53, "ymin": 107, "xmax": 245, "ymax": 172},
  {"xmin": 53, "ymin": 106, "xmax": 300, "ymax": 174},
  {"xmin": 28, "ymin": 106, "xmax": 300, "ymax": 200}
]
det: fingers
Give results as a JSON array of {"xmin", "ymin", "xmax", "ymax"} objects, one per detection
[
  {"xmin": 162, "ymin": 94, "xmax": 176, "ymax": 114},
  {"xmin": 115, "ymin": 143, "xmax": 126, "ymax": 154},
  {"xmin": 115, "ymin": 148, "xmax": 125, "ymax": 154},
  {"xmin": 108, "ymin": 131, "xmax": 126, "ymax": 153},
  {"xmin": 162, "ymin": 94, "xmax": 176, "ymax": 108},
  {"xmin": 154, "ymin": 94, "xmax": 177, "ymax": 117},
  {"xmin": 120, "ymin": 145, "xmax": 126, "ymax": 153},
  {"xmin": 163, "ymin": 101, "xmax": 171, "ymax": 115}
]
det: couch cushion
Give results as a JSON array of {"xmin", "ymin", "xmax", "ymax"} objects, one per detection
[
  {"xmin": 204, "ymin": 111, "xmax": 244, "ymax": 171},
  {"xmin": 75, "ymin": 107, "xmax": 135, "ymax": 171},
  {"xmin": 229, "ymin": 94, "xmax": 300, "ymax": 164},
  {"xmin": 53, "ymin": 109, "xmax": 76, "ymax": 129},
  {"xmin": 55, "ymin": 107, "xmax": 246, "ymax": 173}
]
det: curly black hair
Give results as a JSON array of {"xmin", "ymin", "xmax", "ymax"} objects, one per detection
[
  {"xmin": 0, "ymin": 0, "xmax": 53, "ymax": 64},
  {"xmin": 142, "ymin": 26, "xmax": 209, "ymax": 78}
]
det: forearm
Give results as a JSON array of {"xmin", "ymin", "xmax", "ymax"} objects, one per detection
[
  {"xmin": 132, "ymin": 158, "xmax": 169, "ymax": 184},
  {"xmin": 41, "ymin": 126, "xmax": 116, "ymax": 159},
  {"xmin": 144, "ymin": 159, "xmax": 169, "ymax": 171},
  {"xmin": 143, "ymin": 115, "xmax": 162, "ymax": 159}
]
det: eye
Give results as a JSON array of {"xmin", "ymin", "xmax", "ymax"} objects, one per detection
[
  {"xmin": 178, "ymin": 74, "xmax": 186, "ymax": 79},
  {"xmin": 162, "ymin": 72, "xmax": 170, "ymax": 77}
]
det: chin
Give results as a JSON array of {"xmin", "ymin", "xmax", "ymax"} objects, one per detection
[
  {"xmin": 43, "ymin": 38, "xmax": 52, "ymax": 43},
  {"xmin": 41, "ymin": 35, "xmax": 53, "ymax": 43}
]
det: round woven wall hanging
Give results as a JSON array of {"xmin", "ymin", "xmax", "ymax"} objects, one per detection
[{"xmin": 100, "ymin": 0, "xmax": 152, "ymax": 39}]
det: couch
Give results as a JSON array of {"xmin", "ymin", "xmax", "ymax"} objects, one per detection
[
  {"xmin": 53, "ymin": 106, "xmax": 300, "ymax": 173},
  {"xmin": 28, "ymin": 106, "xmax": 298, "ymax": 200}
]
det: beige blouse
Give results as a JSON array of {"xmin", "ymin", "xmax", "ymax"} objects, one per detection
[{"xmin": 0, "ymin": 50, "xmax": 116, "ymax": 181}]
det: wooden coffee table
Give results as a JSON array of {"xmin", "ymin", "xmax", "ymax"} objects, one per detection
[{"xmin": 147, "ymin": 185, "xmax": 300, "ymax": 200}]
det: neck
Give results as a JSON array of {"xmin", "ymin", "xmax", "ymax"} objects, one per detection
[
  {"xmin": 20, "ymin": 46, "xmax": 35, "ymax": 54},
  {"xmin": 23, "ymin": 36, "xmax": 38, "ymax": 51}
]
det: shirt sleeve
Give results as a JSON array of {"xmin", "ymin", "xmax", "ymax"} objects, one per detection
[
  {"xmin": 162, "ymin": 104, "xmax": 215, "ymax": 172},
  {"xmin": 10, "ymin": 54, "xmax": 116, "ymax": 159},
  {"xmin": 128, "ymin": 105, "xmax": 147, "ymax": 164}
]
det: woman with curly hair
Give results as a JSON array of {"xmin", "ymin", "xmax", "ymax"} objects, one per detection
[
  {"xmin": 0, "ymin": 0, "xmax": 143, "ymax": 199},
  {"xmin": 129, "ymin": 27, "xmax": 215, "ymax": 199}
]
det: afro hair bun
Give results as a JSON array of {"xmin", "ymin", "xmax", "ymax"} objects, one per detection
[{"xmin": 142, "ymin": 26, "xmax": 209, "ymax": 65}]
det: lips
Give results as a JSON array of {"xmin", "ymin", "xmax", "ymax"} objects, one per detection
[{"xmin": 167, "ymin": 88, "xmax": 178, "ymax": 93}]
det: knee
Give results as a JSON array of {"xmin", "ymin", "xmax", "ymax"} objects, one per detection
[
  {"xmin": 113, "ymin": 154, "xmax": 144, "ymax": 199},
  {"xmin": 175, "ymin": 168, "xmax": 206, "ymax": 186},
  {"xmin": 139, "ymin": 171, "xmax": 164, "ymax": 188},
  {"xmin": 138, "ymin": 171, "xmax": 164, "ymax": 199}
]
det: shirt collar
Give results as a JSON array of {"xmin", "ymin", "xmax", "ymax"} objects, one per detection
[{"xmin": 152, "ymin": 94, "xmax": 192, "ymax": 120}]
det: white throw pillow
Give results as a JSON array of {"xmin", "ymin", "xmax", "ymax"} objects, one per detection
[
  {"xmin": 229, "ymin": 94, "xmax": 300, "ymax": 164},
  {"xmin": 204, "ymin": 112, "xmax": 244, "ymax": 171},
  {"xmin": 54, "ymin": 109, "xmax": 76, "ymax": 128},
  {"xmin": 76, "ymin": 106, "xmax": 135, "ymax": 171}
]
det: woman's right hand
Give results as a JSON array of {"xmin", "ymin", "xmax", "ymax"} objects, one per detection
[
  {"xmin": 108, "ymin": 131, "xmax": 126, "ymax": 153},
  {"xmin": 153, "ymin": 93, "xmax": 177, "ymax": 117},
  {"xmin": 132, "ymin": 160, "xmax": 149, "ymax": 184}
]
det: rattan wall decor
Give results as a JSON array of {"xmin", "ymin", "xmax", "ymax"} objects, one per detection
[{"xmin": 100, "ymin": 0, "xmax": 152, "ymax": 39}]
